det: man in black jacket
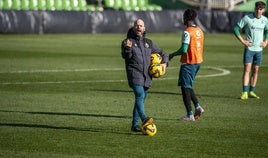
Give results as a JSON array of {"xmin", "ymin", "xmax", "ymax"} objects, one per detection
[{"xmin": 121, "ymin": 19, "xmax": 168, "ymax": 132}]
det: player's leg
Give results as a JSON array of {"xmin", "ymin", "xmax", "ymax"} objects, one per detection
[
  {"xmin": 181, "ymin": 87, "xmax": 194, "ymax": 121},
  {"xmin": 131, "ymin": 85, "xmax": 147, "ymax": 132},
  {"xmin": 249, "ymin": 51, "xmax": 262, "ymax": 99},
  {"xmin": 241, "ymin": 49, "xmax": 253, "ymax": 99},
  {"xmin": 178, "ymin": 64, "xmax": 195, "ymax": 121}
]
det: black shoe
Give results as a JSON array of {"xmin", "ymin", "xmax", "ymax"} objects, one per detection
[
  {"xmin": 131, "ymin": 126, "xmax": 141, "ymax": 132},
  {"xmin": 142, "ymin": 117, "xmax": 153, "ymax": 126}
]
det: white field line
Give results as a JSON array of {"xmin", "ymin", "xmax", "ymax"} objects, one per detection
[
  {"xmin": 0, "ymin": 66, "xmax": 231, "ymax": 85},
  {"xmin": 0, "ymin": 64, "xmax": 267, "ymax": 74}
]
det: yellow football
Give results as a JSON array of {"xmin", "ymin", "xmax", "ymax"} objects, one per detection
[
  {"xmin": 149, "ymin": 64, "xmax": 163, "ymax": 78},
  {"xmin": 151, "ymin": 53, "xmax": 162, "ymax": 64},
  {"xmin": 141, "ymin": 123, "xmax": 157, "ymax": 136}
]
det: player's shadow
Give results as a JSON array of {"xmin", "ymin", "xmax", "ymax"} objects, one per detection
[
  {"xmin": 0, "ymin": 110, "xmax": 174, "ymax": 135},
  {"xmin": 0, "ymin": 110, "xmax": 137, "ymax": 135},
  {"xmin": 92, "ymin": 88, "xmax": 180, "ymax": 95},
  {"xmin": 0, "ymin": 122, "xmax": 140, "ymax": 135},
  {"xmin": 93, "ymin": 88, "xmax": 237, "ymax": 99}
]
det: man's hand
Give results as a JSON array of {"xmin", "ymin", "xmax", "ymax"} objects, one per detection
[
  {"xmin": 124, "ymin": 39, "xmax": 132, "ymax": 48},
  {"xmin": 260, "ymin": 40, "xmax": 268, "ymax": 48},
  {"xmin": 161, "ymin": 63, "xmax": 167, "ymax": 75},
  {"xmin": 242, "ymin": 40, "xmax": 252, "ymax": 47}
]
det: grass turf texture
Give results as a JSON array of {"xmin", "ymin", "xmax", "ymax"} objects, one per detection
[{"xmin": 0, "ymin": 34, "xmax": 267, "ymax": 158}]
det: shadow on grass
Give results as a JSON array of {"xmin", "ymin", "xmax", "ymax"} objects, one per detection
[
  {"xmin": 0, "ymin": 110, "xmax": 175, "ymax": 136},
  {"xmin": 0, "ymin": 122, "xmax": 141, "ymax": 136},
  {"xmin": 93, "ymin": 88, "xmax": 237, "ymax": 99}
]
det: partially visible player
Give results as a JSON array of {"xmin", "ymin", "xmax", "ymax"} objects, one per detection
[
  {"xmin": 233, "ymin": 1, "xmax": 268, "ymax": 100},
  {"xmin": 169, "ymin": 9, "xmax": 204, "ymax": 121}
]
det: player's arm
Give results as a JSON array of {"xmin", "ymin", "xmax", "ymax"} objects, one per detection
[
  {"xmin": 233, "ymin": 24, "xmax": 251, "ymax": 47},
  {"xmin": 121, "ymin": 39, "xmax": 133, "ymax": 59},
  {"xmin": 169, "ymin": 31, "xmax": 189, "ymax": 60},
  {"xmin": 261, "ymin": 27, "xmax": 268, "ymax": 48}
]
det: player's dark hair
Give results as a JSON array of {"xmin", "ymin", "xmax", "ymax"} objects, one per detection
[
  {"xmin": 183, "ymin": 9, "xmax": 197, "ymax": 25},
  {"xmin": 255, "ymin": 1, "xmax": 266, "ymax": 9}
]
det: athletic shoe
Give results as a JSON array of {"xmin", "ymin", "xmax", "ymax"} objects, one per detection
[
  {"xmin": 194, "ymin": 106, "xmax": 204, "ymax": 120},
  {"xmin": 240, "ymin": 92, "xmax": 248, "ymax": 100},
  {"xmin": 249, "ymin": 91, "xmax": 260, "ymax": 99},
  {"xmin": 142, "ymin": 117, "xmax": 153, "ymax": 126},
  {"xmin": 131, "ymin": 126, "xmax": 142, "ymax": 132},
  {"xmin": 180, "ymin": 115, "xmax": 195, "ymax": 121}
]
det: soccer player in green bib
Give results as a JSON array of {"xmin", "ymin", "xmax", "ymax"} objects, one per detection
[{"xmin": 233, "ymin": 1, "xmax": 268, "ymax": 100}]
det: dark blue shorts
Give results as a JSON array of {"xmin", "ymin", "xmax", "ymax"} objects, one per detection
[
  {"xmin": 178, "ymin": 64, "xmax": 200, "ymax": 88},
  {"xmin": 243, "ymin": 48, "xmax": 262, "ymax": 66}
]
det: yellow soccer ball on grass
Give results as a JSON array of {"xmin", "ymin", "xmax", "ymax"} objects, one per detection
[{"xmin": 141, "ymin": 123, "xmax": 157, "ymax": 137}]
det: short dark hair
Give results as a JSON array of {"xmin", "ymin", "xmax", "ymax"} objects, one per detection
[
  {"xmin": 183, "ymin": 9, "xmax": 197, "ymax": 22},
  {"xmin": 255, "ymin": 1, "xmax": 266, "ymax": 9}
]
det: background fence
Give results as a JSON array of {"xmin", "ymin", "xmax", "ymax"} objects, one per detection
[{"xmin": 0, "ymin": 10, "xmax": 256, "ymax": 34}]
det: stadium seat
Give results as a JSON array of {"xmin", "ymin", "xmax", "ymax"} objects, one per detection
[
  {"xmin": 122, "ymin": 0, "xmax": 139, "ymax": 11},
  {"xmin": 113, "ymin": 0, "xmax": 122, "ymax": 10},
  {"xmin": 75, "ymin": 0, "xmax": 96, "ymax": 11},
  {"xmin": 62, "ymin": 0, "xmax": 72, "ymax": 10},
  {"xmin": 3, "ymin": 0, "xmax": 12, "ymax": 10},
  {"xmin": 77, "ymin": 0, "xmax": 87, "ymax": 10},
  {"xmin": 54, "ymin": 0, "xmax": 63, "ymax": 10},
  {"xmin": 21, "ymin": 0, "xmax": 30, "ymax": 10},
  {"xmin": 87, "ymin": 5, "xmax": 96, "ymax": 11},
  {"xmin": 38, "ymin": 0, "xmax": 46, "ymax": 10},
  {"xmin": 29, "ymin": 0, "xmax": 38, "ymax": 10},
  {"xmin": 137, "ymin": 0, "xmax": 162, "ymax": 11},
  {"xmin": 104, "ymin": 0, "xmax": 115, "ymax": 9},
  {"xmin": 0, "ymin": 0, "xmax": 3, "ymax": 10},
  {"xmin": 46, "ymin": 0, "xmax": 55, "ymax": 10},
  {"xmin": 95, "ymin": 6, "xmax": 103, "ymax": 11},
  {"xmin": 70, "ymin": 0, "xmax": 80, "ymax": 10},
  {"xmin": 12, "ymin": 0, "xmax": 21, "ymax": 10}
]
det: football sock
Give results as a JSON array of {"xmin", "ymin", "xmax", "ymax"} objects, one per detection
[
  {"xmin": 187, "ymin": 111, "xmax": 193, "ymax": 116},
  {"xmin": 249, "ymin": 86, "xmax": 255, "ymax": 92},
  {"xmin": 190, "ymin": 89, "xmax": 199, "ymax": 106},
  {"xmin": 242, "ymin": 85, "xmax": 248, "ymax": 92},
  {"xmin": 194, "ymin": 103, "xmax": 200, "ymax": 109},
  {"xmin": 181, "ymin": 87, "xmax": 192, "ymax": 116}
]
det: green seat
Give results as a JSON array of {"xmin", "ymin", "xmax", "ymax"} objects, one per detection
[
  {"xmin": 122, "ymin": 0, "xmax": 139, "ymax": 11},
  {"xmin": 29, "ymin": 0, "xmax": 38, "ymax": 10},
  {"xmin": 121, "ymin": 0, "xmax": 131, "ymax": 11},
  {"xmin": 95, "ymin": 6, "xmax": 103, "ymax": 11},
  {"xmin": 46, "ymin": 0, "xmax": 55, "ymax": 10},
  {"xmin": 3, "ymin": 0, "xmax": 12, "ymax": 10},
  {"xmin": 0, "ymin": 0, "xmax": 3, "ymax": 10},
  {"xmin": 70, "ymin": 0, "xmax": 80, "ymax": 10},
  {"xmin": 104, "ymin": 0, "xmax": 121, "ymax": 10},
  {"xmin": 86, "ymin": 5, "xmax": 95, "ymax": 11},
  {"xmin": 62, "ymin": 0, "xmax": 72, "ymax": 10},
  {"xmin": 38, "ymin": 0, "xmax": 46, "ymax": 10},
  {"xmin": 137, "ymin": 0, "xmax": 161, "ymax": 11},
  {"xmin": 104, "ymin": 0, "xmax": 115, "ymax": 8},
  {"xmin": 77, "ymin": 0, "xmax": 86, "ymax": 11},
  {"xmin": 113, "ymin": 0, "xmax": 122, "ymax": 10},
  {"xmin": 54, "ymin": 0, "xmax": 63, "ymax": 10},
  {"xmin": 21, "ymin": 0, "xmax": 30, "ymax": 10},
  {"xmin": 12, "ymin": 0, "xmax": 21, "ymax": 10}
]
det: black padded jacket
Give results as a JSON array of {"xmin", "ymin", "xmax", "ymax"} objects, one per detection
[{"xmin": 121, "ymin": 28, "xmax": 168, "ymax": 88}]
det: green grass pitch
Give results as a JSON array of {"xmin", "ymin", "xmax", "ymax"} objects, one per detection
[{"xmin": 0, "ymin": 33, "xmax": 267, "ymax": 158}]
